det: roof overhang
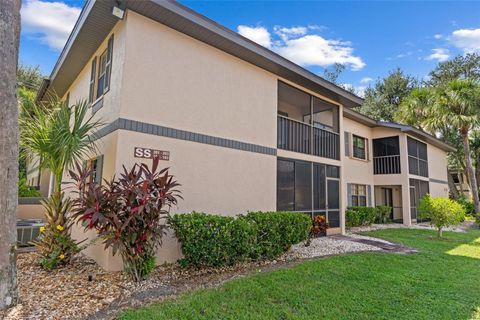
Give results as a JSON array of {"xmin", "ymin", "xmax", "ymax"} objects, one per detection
[
  {"xmin": 343, "ymin": 108, "xmax": 456, "ymax": 153},
  {"xmin": 38, "ymin": 0, "xmax": 363, "ymax": 108}
]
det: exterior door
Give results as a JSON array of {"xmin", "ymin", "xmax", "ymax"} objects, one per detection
[
  {"xmin": 382, "ymin": 188, "xmax": 394, "ymax": 220},
  {"xmin": 326, "ymin": 179, "xmax": 340, "ymax": 228}
]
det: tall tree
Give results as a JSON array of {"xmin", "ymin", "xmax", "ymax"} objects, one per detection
[
  {"xmin": 428, "ymin": 53, "xmax": 480, "ymax": 86},
  {"xmin": 357, "ymin": 68, "xmax": 418, "ymax": 121},
  {"xmin": 0, "ymin": 0, "xmax": 20, "ymax": 309},
  {"xmin": 323, "ymin": 63, "xmax": 346, "ymax": 84},
  {"xmin": 397, "ymin": 80, "xmax": 480, "ymax": 213}
]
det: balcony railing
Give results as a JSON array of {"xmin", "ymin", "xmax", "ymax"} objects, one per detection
[
  {"xmin": 277, "ymin": 116, "xmax": 339, "ymax": 160},
  {"xmin": 313, "ymin": 127, "xmax": 339, "ymax": 160},
  {"xmin": 373, "ymin": 155, "xmax": 401, "ymax": 175},
  {"xmin": 277, "ymin": 116, "xmax": 310, "ymax": 154}
]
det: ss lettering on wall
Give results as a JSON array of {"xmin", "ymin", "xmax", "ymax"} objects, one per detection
[{"xmin": 134, "ymin": 147, "xmax": 170, "ymax": 160}]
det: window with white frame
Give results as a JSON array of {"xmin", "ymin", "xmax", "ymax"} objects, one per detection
[
  {"xmin": 89, "ymin": 35, "xmax": 114, "ymax": 103},
  {"xmin": 351, "ymin": 184, "xmax": 367, "ymax": 206},
  {"xmin": 352, "ymin": 135, "xmax": 367, "ymax": 159}
]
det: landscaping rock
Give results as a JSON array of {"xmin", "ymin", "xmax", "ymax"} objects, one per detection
[{"xmin": 285, "ymin": 236, "xmax": 381, "ymax": 260}]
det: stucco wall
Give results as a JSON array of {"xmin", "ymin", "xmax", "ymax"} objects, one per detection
[
  {"xmin": 62, "ymin": 20, "xmax": 127, "ymax": 124},
  {"xmin": 90, "ymin": 129, "xmax": 277, "ymax": 271},
  {"xmin": 426, "ymin": 138, "xmax": 449, "ymax": 197},
  {"xmin": 343, "ymin": 118, "xmax": 375, "ymax": 206},
  {"xmin": 120, "ymin": 10, "xmax": 277, "ymax": 148},
  {"xmin": 17, "ymin": 204, "xmax": 44, "ymax": 220}
]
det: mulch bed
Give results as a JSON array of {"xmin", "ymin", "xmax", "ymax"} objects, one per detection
[{"xmin": 0, "ymin": 252, "xmax": 292, "ymax": 320}]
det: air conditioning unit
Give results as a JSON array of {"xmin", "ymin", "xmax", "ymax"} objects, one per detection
[{"xmin": 17, "ymin": 219, "xmax": 45, "ymax": 246}]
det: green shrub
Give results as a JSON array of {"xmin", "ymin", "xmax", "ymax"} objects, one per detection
[
  {"xmin": 345, "ymin": 206, "xmax": 377, "ymax": 227},
  {"xmin": 242, "ymin": 211, "xmax": 311, "ymax": 260},
  {"xmin": 169, "ymin": 211, "xmax": 310, "ymax": 267},
  {"xmin": 18, "ymin": 175, "xmax": 41, "ymax": 197},
  {"xmin": 169, "ymin": 212, "xmax": 257, "ymax": 267},
  {"xmin": 456, "ymin": 197, "xmax": 475, "ymax": 216},
  {"xmin": 375, "ymin": 205, "xmax": 392, "ymax": 224},
  {"xmin": 418, "ymin": 194, "xmax": 465, "ymax": 238}
]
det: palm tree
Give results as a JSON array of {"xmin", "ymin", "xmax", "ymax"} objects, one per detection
[
  {"xmin": 397, "ymin": 79, "xmax": 480, "ymax": 213},
  {"xmin": 20, "ymin": 98, "xmax": 102, "ymax": 193},
  {"xmin": 0, "ymin": 0, "xmax": 20, "ymax": 309}
]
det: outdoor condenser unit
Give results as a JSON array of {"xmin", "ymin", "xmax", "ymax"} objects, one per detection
[{"xmin": 17, "ymin": 219, "xmax": 45, "ymax": 246}]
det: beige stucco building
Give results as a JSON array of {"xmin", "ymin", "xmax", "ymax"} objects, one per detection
[{"xmin": 28, "ymin": 0, "xmax": 454, "ymax": 271}]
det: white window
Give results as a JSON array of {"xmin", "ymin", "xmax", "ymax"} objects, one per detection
[{"xmin": 351, "ymin": 184, "xmax": 367, "ymax": 206}]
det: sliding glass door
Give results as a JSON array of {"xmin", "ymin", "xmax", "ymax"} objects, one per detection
[{"xmin": 277, "ymin": 159, "xmax": 340, "ymax": 228}]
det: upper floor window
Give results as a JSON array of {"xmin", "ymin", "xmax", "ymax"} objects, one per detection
[
  {"xmin": 373, "ymin": 136, "xmax": 401, "ymax": 175},
  {"xmin": 352, "ymin": 135, "xmax": 367, "ymax": 160},
  {"xmin": 408, "ymin": 137, "xmax": 428, "ymax": 177},
  {"xmin": 277, "ymin": 81, "xmax": 340, "ymax": 160},
  {"xmin": 277, "ymin": 81, "xmax": 339, "ymax": 133},
  {"xmin": 89, "ymin": 35, "xmax": 114, "ymax": 103}
]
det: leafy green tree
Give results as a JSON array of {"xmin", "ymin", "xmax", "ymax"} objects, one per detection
[
  {"xmin": 397, "ymin": 79, "xmax": 480, "ymax": 213},
  {"xmin": 428, "ymin": 53, "xmax": 480, "ymax": 86},
  {"xmin": 357, "ymin": 68, "xmax": 418, "ymax": 121}
]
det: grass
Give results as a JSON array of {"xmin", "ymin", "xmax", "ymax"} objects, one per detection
[{"xmin": 120, "ymin": 228, "xmax": 480, "ymax": 320}]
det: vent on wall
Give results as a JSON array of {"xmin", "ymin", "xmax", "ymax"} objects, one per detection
[{"xmin": 17, "ymin": 219, "xmax": 45, "ymax": 246}]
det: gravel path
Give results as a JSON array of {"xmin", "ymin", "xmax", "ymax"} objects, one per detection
[{"xmin": 285, "ymin": 236, "xmax": 382, "ymax": 260}]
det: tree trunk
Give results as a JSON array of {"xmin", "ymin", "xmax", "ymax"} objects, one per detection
[
  {"xmin": 461, "ymin": 129, "xmax": 480, "ymax": 214},
  {"xmin": 438, "ymin": 227, "xmax": 443, "ymax": 238},
  {"xmin": 447, "ymin": 172, "xmax": 460, "ymax": 200},
  {"xmin": 476, "ymin": 151, "xmax": 480, "ymax": 192},
  {"xmin": 0, "ymin": 0, "xmax": 20, "ymax": 310}
]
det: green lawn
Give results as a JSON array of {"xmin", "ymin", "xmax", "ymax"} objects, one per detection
[{"xmin": 120, "ymin": 229, "xmax": 480, "ymax": 320}]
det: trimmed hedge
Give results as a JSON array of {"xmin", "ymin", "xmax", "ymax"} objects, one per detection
[
  {"xmin": 169, "ymin": 211, "xmax": 311, "ymax": 267},
  {"xmin": 168, "ymin": 212, "xmax": 256, "ymax": 267},
  {"xmin": 345, "ymin": 206, "xmax": 378, "ymax": 227},
  {"xmin": 242, "ymin": 211, "xmax": 311, "ymax": 260}
]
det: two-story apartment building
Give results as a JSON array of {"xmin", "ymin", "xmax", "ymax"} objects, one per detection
[{"xmin": 32, "ymin": 0, "xmax": 454, "ymax": 271}]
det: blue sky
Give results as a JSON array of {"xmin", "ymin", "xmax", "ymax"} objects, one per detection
[{"xmin": 20, "ymin": 0, "xmax": 480, "ymax": 95}]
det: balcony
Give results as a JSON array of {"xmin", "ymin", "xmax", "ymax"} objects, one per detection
[
  {"xmin": 278, "ymin": 116, "xmax": 339, "ymax": 160},
  {"xmin": 373, "ymin": 155, "xmax": 401, "ymax": 175},
  {"xmin": 373, "ymin": 136, "xmax": 401, "ymax": 175}
]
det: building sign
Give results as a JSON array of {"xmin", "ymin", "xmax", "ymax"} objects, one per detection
[{"xmin": 134, "ymin": 147, "xmax": 170, "ymax": 160}]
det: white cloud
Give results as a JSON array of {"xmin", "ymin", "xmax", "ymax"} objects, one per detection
[
  {"xmin": 238, "ymin": 24, "xmax": 365, "ymax": 71},
  {"xmin": 386, "ymin": 51, "xmax": 413, "ymax": 61},
  {"xmin": 273, "ymin": 26, "xmax": 307, "ymax": 42},
  {"xmin": 449, "ymin": 28, "xmax": 480, "ymax": 53},
  {"xmin": 360, "ymin": 77, "xmax": 373, "ymax": 84},
  {"xmin": 237, "ymin": 25, "xmax": 272, "ymax": 48},
  {"xmin": 21, "ymin": 0, "xmax": 81, "ymax": 51},
  {"xmin": 433, "ymin": 34, "xmax": 443, "ymax": 39},
  {"xmin": 425, "ymin": 48, "xmax": 450, "ymax": 62}
]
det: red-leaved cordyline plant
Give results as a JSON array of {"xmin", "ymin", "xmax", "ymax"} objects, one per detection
[
  {"xmin": 69, "ymin": 157, "xmax": 181, "ymax": 281},
  {"xmin": 305, "ymin": 215, "xmax": 329, "ymax": 247}
]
